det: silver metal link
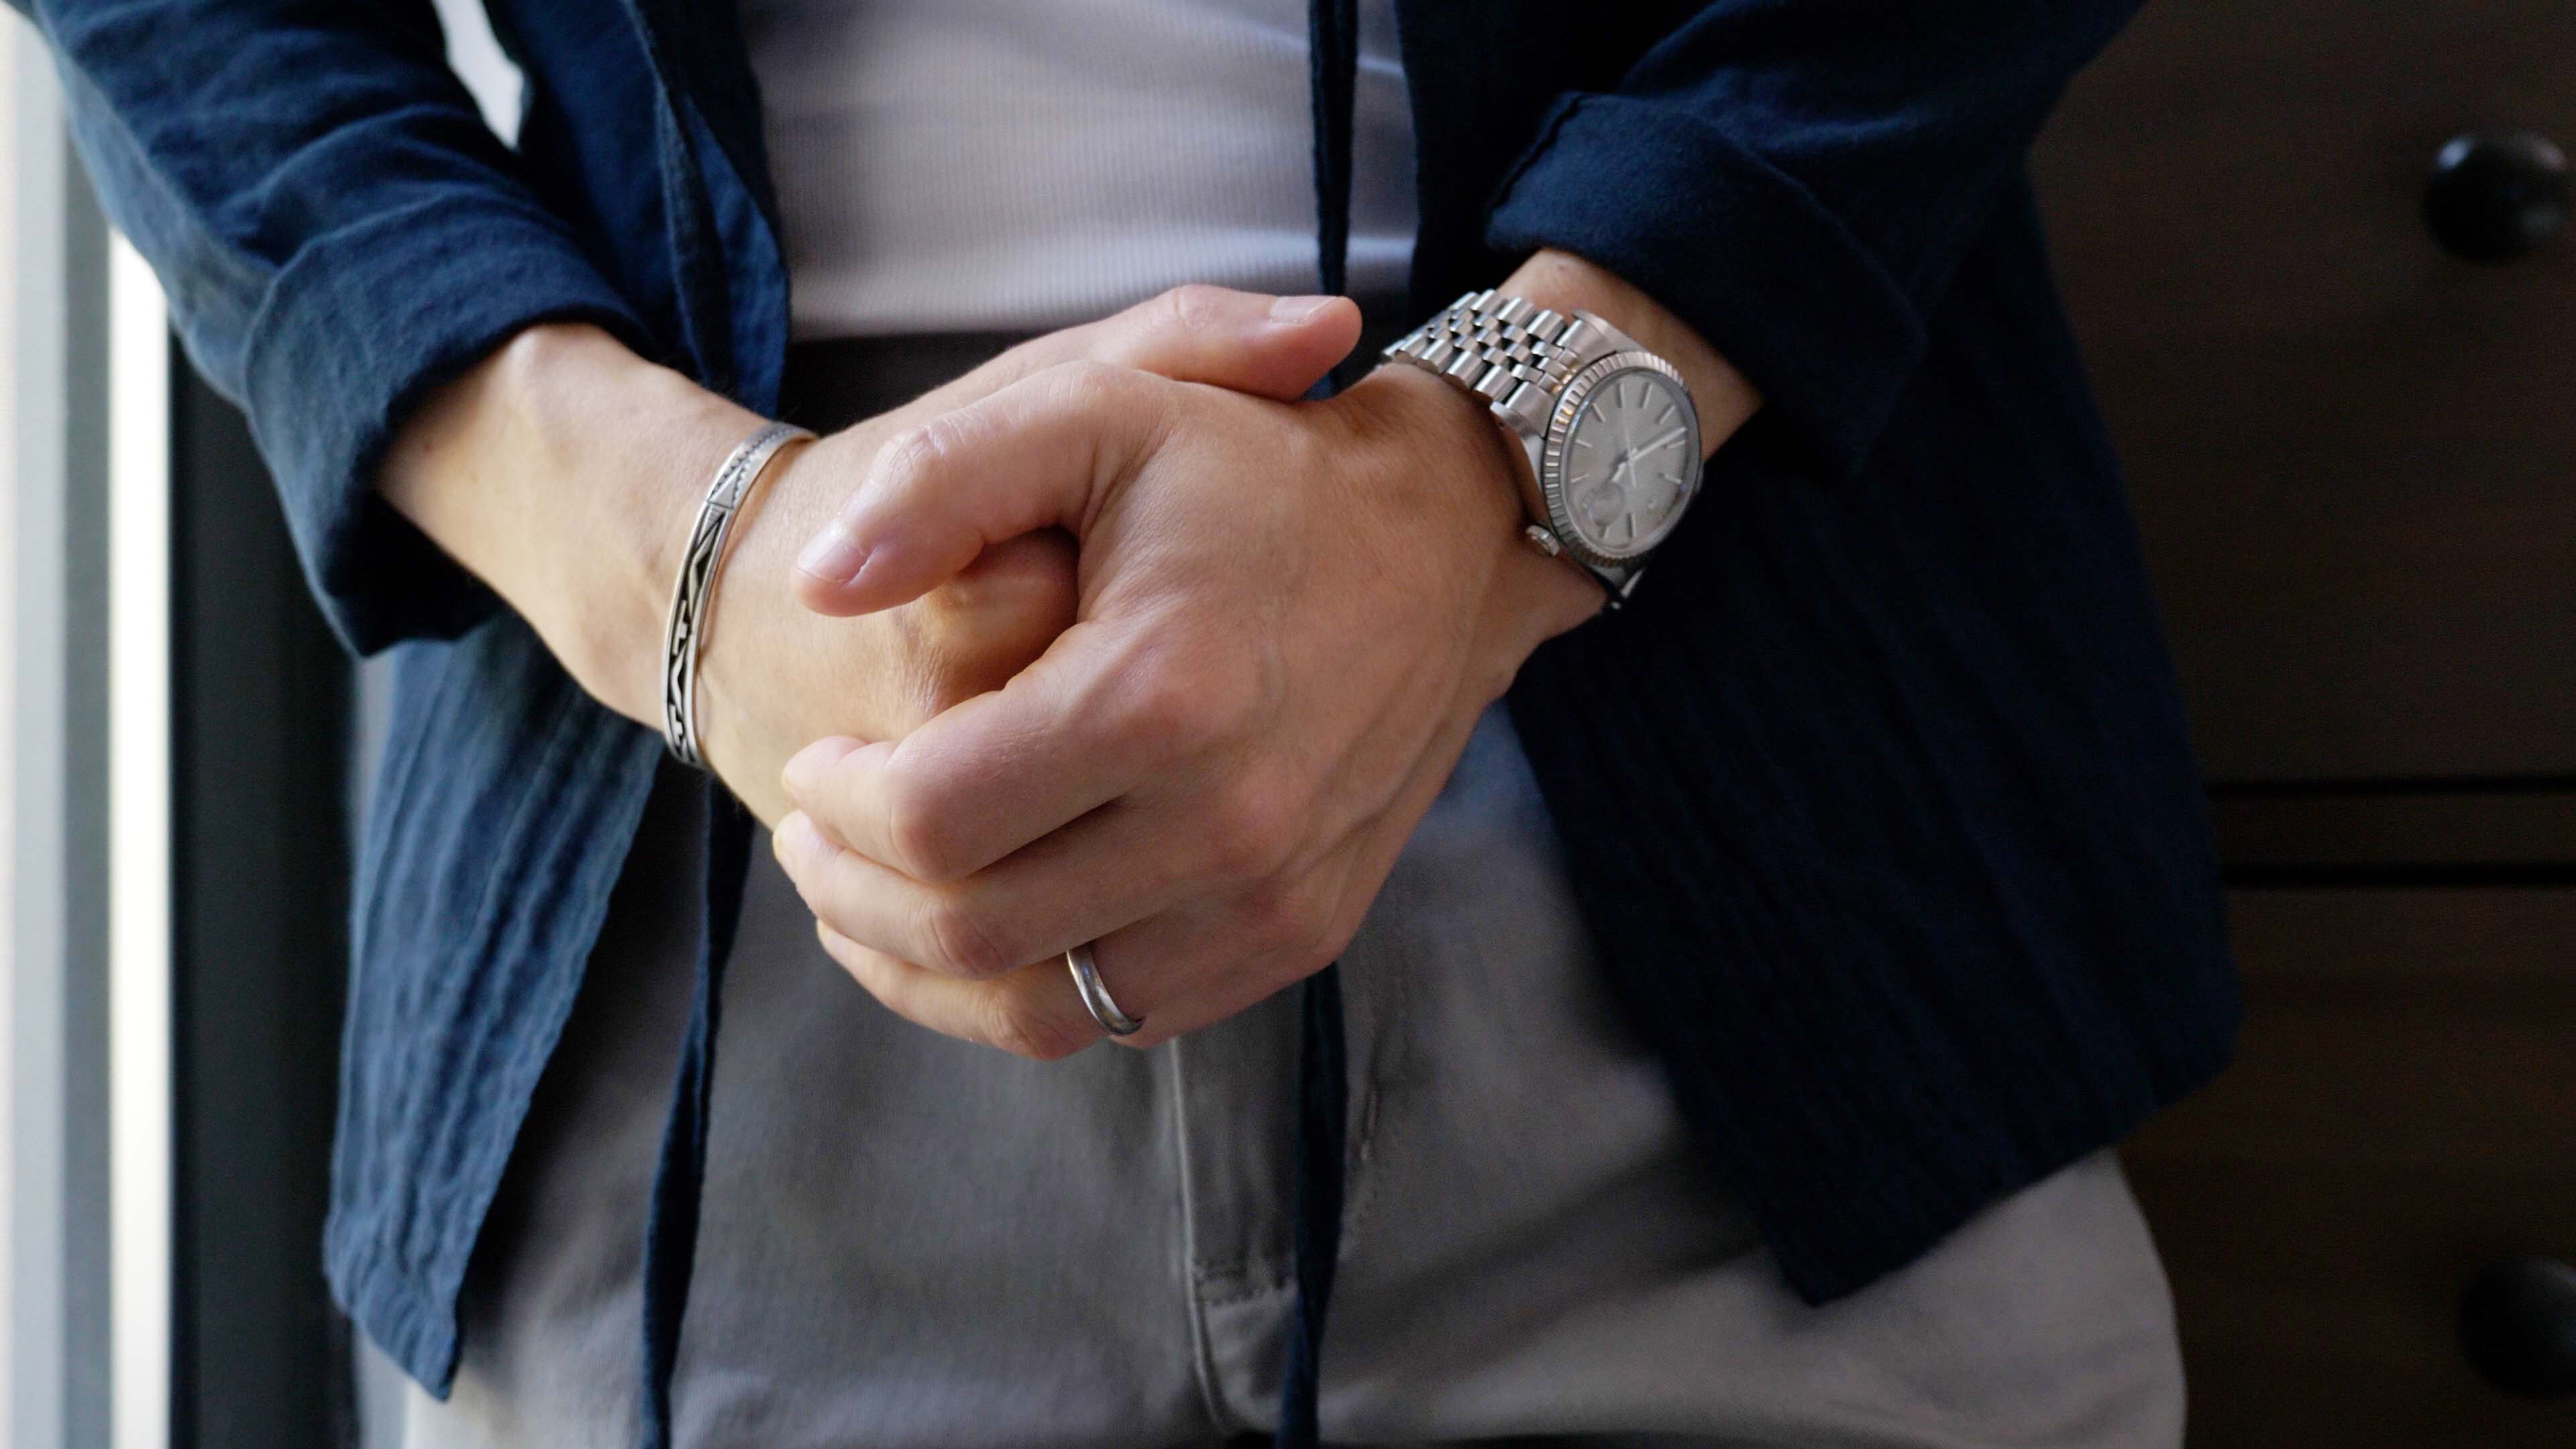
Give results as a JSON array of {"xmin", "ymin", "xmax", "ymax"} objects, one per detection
[
  {"xmin": 1377, "ymin": 290, "xmax": 1685, "ymax": 611},
  {"xmin": 1383, "ymin": 290, "xmax": 1595, "ymax": 403}
]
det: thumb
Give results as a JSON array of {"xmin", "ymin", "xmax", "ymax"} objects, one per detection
[
  {"xmin": 786, "ymin": 286, "xmax": 1356, "ymax": 618},
  {"xmin": 1079, "ymin": 285, "xmax": 1361, "ymax": 400},
  {"xmin": 792, "ymin": 362, "xmax": 1172, "ymax": 617},
  {"xmin": 924, "ymin": 286, "xmax": 1360, "ymax": 410}
]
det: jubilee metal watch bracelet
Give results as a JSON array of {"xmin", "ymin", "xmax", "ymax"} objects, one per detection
[{"xmin": 1383, "ymin": 290, "xmax": 1704, "ymax": 605}]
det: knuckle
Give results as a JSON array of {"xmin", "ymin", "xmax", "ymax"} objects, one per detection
[
  {"xmin": 881, "ymin": 769, "xmax": 971, "ymax": 883},
  {"xmin": 872, "ymin": 409, "xmax": 981, "ymax": 494},
  {"xmin": 920, "ymin": 896, "xmax": 1013, "ymax": 980},
  {"xmin": 983, "ymin": 997, "xmax": 1089, "ymax": 1062},
  {"xmin": 1043, "ymin": 356, "xmax": 1124, "ymax": 400},
  {"xmin": 1115, "ymin": 664, "xmax": 1221, "ymax": 754},
  {"xmin": 1211, "ymin": 773, "xmax": 1303, "ymax": 881},
  {"xmin": 1112, "ymin": 639, "xmax": 1265, "ymax": 755},
  {"xmin": 870, "ymin": 423, "xmax": 945, "ymax": 491},
  {"xmin": 1160, "ymin": 282, "xmax": 1227, "ymax": 335},
  {"xmin": 1040, "ymin": 356, "xmax": 1165, "ymax": 421},
  {"xmin": 1235, "ymin": 876, "xmax": 1317, "ymax": 955}
]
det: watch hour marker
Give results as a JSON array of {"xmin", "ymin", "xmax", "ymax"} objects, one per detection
[{"xmin": 1560, "ymin": 368, "xmax": 1694, "ymax": 557}]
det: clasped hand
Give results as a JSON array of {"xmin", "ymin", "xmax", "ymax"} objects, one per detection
[{"xmin": 767, "ymin": 289, "xmax": 1602, "ymax": 1057}]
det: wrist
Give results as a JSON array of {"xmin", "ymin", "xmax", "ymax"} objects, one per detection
[
  {"xmin": 1357, "ymin": 254, "xmax": 1758, "ymax": 689},
  {"xmin": 508, "ymin": 327, "xmax": 767, "ymax": 723},
  {"xmin": 1499, "ymin": 250, "xmax": 1762, "ymax": 453},
  {"xmin": 1338, "ymin": 364, "xmax": 1603, "ymax": 694},
  {"xmin": 380, "ymin": 322, "xmax": 765, "ymax": 725}
]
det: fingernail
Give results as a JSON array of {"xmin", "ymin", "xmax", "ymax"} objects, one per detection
[
  {"xmin": 1270, "ymin": 294, "xmax": 1337, "ymax": 324},
  {"xmin": 796, "ymin": 522, "xmax": 869, "ymax": 585}
]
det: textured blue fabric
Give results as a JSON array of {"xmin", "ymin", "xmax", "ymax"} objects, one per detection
[{"xmin": 19, "ymin": 0, "xmax": 2240, "ymax": 1405}]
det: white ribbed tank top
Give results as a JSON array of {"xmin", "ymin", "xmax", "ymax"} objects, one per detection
[{"xmin": 741, "ymin": 0, "xmax": 1417, "ymax": 339}]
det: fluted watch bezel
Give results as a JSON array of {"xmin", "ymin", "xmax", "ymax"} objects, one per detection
[
  {"xmin": 1381, "ymin": 290, "xmax": 1706, "ymax": 606},
  {"xmin": 1538, "ymin": 350, "xmax": 1703, "ymax": 572}
]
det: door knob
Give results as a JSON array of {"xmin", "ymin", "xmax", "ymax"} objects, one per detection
[
  {"xmin": 2459, "ymin": 1256, "xmax": 2576, "ymax": 1399},
  {"xmin": 2424, "ymin": 131, "xmax": 2569, "ymax": 262}
]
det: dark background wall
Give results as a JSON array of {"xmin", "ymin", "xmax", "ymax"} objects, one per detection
[{"xmin": 168, "ymin": 364, "xmax": 354, "ymax": 1448}]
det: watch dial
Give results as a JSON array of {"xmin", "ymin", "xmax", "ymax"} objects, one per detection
[{"xmin": 1558, "ymin": 368, "xmax": 1697, "ymax": 558}]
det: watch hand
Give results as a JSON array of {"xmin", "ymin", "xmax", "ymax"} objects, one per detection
[{"xmin": 1633, "ymin": 426, "xmax": 1688, "ymax": 456}]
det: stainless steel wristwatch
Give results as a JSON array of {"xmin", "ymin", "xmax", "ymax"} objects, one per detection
[{"xmin": 1383, "ymin": 290, "xmax": 1703, "ymax": 604}]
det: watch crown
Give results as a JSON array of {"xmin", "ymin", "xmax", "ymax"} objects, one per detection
[{"xmin": 1523, "ymin": 524, "xmax": 1564, "ymax": 559}]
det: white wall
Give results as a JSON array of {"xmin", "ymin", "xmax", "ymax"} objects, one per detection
[
  {"xmin": 0, "ymin": 25, "xmax": 30, "ymax": 1441},
  {"xmin": 4, "ymin": 16, "xmax": 169, "ymax": 1449},
  {"xmin": 2, "ymin": 28, "xmax": 72, "ymax": 1449}
]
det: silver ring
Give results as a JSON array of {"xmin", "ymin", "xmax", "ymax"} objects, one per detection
[{"xmin": 1065, "ymin": 943, "xmax": 1143, "ymax": 1036}]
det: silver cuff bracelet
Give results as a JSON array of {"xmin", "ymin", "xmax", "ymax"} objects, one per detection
[{"xmin": 661, "ymin": 419, "xmax": 813, "ymax": 769}]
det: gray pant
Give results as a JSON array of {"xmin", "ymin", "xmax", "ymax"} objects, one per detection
[{"xmin": 405, "ymin": 706, "xmax": 2183, "ymax": 1448}]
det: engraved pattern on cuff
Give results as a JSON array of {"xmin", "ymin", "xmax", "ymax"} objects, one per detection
[{"xmin": 661, "ymin": 420, "xmax": 812, "ymax": 769}]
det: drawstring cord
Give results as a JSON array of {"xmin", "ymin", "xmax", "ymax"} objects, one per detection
[
  {"xmin": 1279, "ymin": 2, "xmax": 1358, "ymax": 1446},
  {"xmin": 1308, "ymin": 0, "xmax": 1358, "ymax": 300},
  {"xmin": 1307, "ymin": 0, "xmax": 1363, "ymax": 398},
  {"xmin": 635, "ymin": 7, "xmax": 1361, "ymax": 1444},
  {"xmin": 1276, "ymin": 964, "xmax": 1350, "ymax": 1448}
]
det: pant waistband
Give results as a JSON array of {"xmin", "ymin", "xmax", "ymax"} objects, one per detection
[{"xmin": 778, "ymin": 310, "xmax": 1414, "ymax": 436}]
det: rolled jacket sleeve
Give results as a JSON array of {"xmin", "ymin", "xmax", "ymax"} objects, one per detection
[
  {"xmin": 1484, "ymin": 0, "xmax": 2142, "ymax": 480},
  {"xmin": 28, "ymin": 0, "xmax": 650, "ymax": 653}
]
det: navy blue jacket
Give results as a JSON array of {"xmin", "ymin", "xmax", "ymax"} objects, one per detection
[{"xmin": 25, "ymin": 0, "xmax": 2237, "ymax": 1409}]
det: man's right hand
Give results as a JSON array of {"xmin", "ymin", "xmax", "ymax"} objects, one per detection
[{"xmin": 377, "ymin": 286, "xmax": 1362, "ymax": 824}]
